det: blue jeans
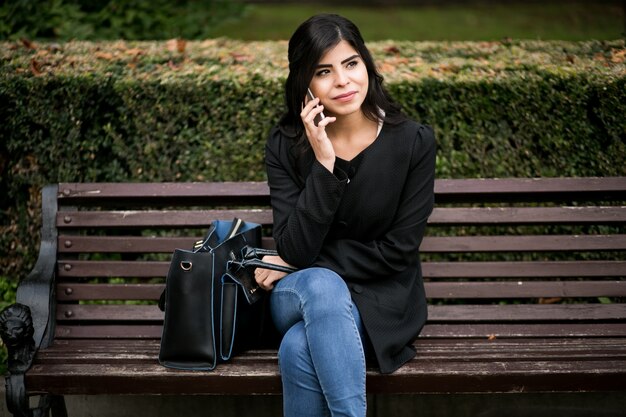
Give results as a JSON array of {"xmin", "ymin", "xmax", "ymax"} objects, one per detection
[{"xmin": 270, "ymin": 267, "xmax": 367, "ymax": 417}]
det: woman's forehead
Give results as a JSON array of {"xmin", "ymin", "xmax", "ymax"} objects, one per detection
[{"xmin": 318, "ymin": 40, "xmax": 359, "ymax": 66}]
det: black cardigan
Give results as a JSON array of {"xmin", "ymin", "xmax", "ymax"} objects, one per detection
[{"xmin": 265, "ymin": 119, "xmax": 436, "ymax": 374}]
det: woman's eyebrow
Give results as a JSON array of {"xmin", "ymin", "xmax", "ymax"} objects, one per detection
[{"xmin": 316, "ymin": 54, "xmax": 361, "ymax": 69}]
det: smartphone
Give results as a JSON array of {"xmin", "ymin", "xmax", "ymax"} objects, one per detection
[{"xmin": 307, "ymin": 88, "xmax": 325, "ymax": 125}]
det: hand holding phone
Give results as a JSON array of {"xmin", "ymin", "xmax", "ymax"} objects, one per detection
[
  {"xmin": 307, "ymin": 88, "xmax": 326, "ymax": 125},
  {"xmin": 302, "ymin": 88, "xmax": 335, "ymax": 172}
]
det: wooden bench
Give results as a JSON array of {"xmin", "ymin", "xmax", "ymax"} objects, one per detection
[{"xmin": 2, "ymin": 177, "xmax": 626, "ymax": 417}]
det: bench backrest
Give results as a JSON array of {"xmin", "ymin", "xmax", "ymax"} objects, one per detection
[{"xmin": 48, "ymin": 178, "xmax": 626, "ymax": 342}]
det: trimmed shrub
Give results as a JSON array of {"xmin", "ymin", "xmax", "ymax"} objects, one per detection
[{"xmin": 0, "ymin": 38, "xmax": 624, "ymax": 289}]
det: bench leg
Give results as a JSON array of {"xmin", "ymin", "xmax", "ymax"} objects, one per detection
[
  {"xmin": 49, "ymin": 396, "xmax": 68, "ymax": 417},
  {"xmin": 5, "ymin": 374, "xmax": 29, "ymax": 417},
  {"xmin": 33, "ymin": 394, "xmax": 68, "ymax": 417},
  {"xmin": 5, "ymin": 375, "xmax": 67, "ymax": 417}
]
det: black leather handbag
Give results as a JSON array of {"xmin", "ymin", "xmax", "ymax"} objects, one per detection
[{"xmin": 158, "ymin": 218, "xmax": 295, "ymax": 371}]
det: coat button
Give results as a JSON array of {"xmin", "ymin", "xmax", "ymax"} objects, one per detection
[{"xmin": 352, "ymin": 284, "xmax": 363, "ymax": 294}]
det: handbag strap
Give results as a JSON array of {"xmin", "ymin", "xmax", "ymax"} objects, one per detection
[
  {"xmin": 242, "ymin": 246, "xmax": 282, "ymax": 259},
  {"xmin": 234, "ymin": 258, "xmax": 298, "ymax": 274},
  {"xmin": 229, "ymin": 246, "xmax": 298, "ymax": 274}
]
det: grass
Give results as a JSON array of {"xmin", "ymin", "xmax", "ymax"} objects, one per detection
[{"xmin": 212, "ymin": 2, "xmax": 625, "ymax": 41}]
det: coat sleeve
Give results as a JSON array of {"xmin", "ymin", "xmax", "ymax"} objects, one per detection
[
  {"xmin": 265, "ymin": 128, "xmax": 349, "ymax": 268},
  {"xmin": 314, "ymin": 125, "xmax": 436, "ymax": 281}
]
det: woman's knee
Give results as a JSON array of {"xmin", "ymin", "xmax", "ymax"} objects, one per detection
[
  {"xmin": 298, "ymin": 267, "xmax": 350, "ymax": 300},
  {"xmin": 294, "ymin": 268, "xmax": 352, "ymax": 317}
]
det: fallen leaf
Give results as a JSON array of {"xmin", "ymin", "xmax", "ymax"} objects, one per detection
[
  {"xmin": 593, "ymin": 52, "xmax": 606, "ymax": 62},
  {"xmin": 29, "ymin": 59, "xmax": 43, "ymax": 76},
  {"xmin": 21, "ymin": 38, "xmax": 36, "ymax": 50},
  {"xmin": 378, "ymin": 62, "xmax": 396, "ymax": 73},
  {"xmin": 167, "ymin": 39, "xmax": 187, "ymax": 54},
  {"xmin": 231, "ymin": 52, "xmax": 252, "ymax": 63},
  {"xmin": 95, "ymin": 52, "xmax": 114, "ymax": 60},
  {"xmin": 434, "ymin": 63, "xmax": 460, "ymax": 73},
  {"xmin": 125, "ymin": 48, "xmax": 143, "ymax": 56},
  {"xmin": 384, "ymin": 45, "xmax": 401, "ymax": 55},
  {"xmin": 487, "ymin": 334, "xmax": 497, "ymax": 341},
  {"xmin": 166, "ymin": 39, "xmax": 177, "ymax": 52},
  {"xmin": 611, "ymin": 49, "xmax": 626, "ymax": 63}
]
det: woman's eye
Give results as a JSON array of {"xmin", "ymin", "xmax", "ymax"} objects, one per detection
[
  {"xmin": 315, "ymin": 69, "xmax": 330, "ymax": 77},
  {"xmin": 347, "ymin": 60, "xmax": 359, "ymax": 68}
]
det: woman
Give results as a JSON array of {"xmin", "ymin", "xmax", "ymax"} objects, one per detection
[{"xmin": 255, "ymin": 13, "xmax": 436, "ymax": 417}]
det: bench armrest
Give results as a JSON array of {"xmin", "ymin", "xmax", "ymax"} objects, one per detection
[{"xmin": 13, "ymin": 184, "xmax": 58, "ymax": 350}]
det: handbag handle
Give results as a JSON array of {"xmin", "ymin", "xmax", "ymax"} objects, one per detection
[{"xmin": 228, "ymin": 246, "xmax": 298, "ymax": 274}]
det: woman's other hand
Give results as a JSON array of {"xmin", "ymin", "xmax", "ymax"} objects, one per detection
[{"xmin": 254, "ymin": 255, "xmax": 294, "ymax": 290}]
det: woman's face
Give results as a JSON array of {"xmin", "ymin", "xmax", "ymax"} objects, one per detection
[{"xmin": 308, "ymin": 40, "xmax": 369, "ymax": 119}]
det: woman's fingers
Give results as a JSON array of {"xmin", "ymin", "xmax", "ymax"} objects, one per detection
[
  {"xmin": 255, "ymin": 267, "xmax": 287, "ymax": 291},
  {"xmin": 317, "ymin": 115, "xmax": 336, "ymax": 128},
  {"xmin": 301, "ymin": 98, "xmax": 324, "ymax": 124}
]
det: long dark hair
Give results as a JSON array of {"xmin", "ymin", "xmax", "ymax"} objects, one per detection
[{"xmin": 278, "ymin": 13, "xmax": 406, "ymax": 141}]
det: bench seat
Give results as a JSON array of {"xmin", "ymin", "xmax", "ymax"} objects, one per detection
[{"xmin": 28, "ymin": 335, "xmax": 626, "ymax": 396}]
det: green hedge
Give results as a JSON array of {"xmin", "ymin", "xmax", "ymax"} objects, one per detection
[{"xmin": 1, "ymin": 38, "xmax": 625, "ymax": 284}]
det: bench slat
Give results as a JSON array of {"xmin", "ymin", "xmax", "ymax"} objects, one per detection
[
  {"xmin": 57, "ymin": 209, "xmax": 274, "ymax": 228},
  {"xmin": 371, "ymin": 360, "xmax": 626, "ymax": 394},
  {"xmin": 26, "ymin": 338, "xmax": 626, "ymax": 394},
  {"xmin": 26, "ymin": 362, "xmax": 284, "ymax": 395},
  {"xmin": 57, "ymin": 182, "xmax": 272, "ymax": 206},
  {"xmin": 56, "ymin": 260, "xmax": 626, "ymax": 278},
  {"xmin": 34, "ymin": 338, "xmax": 626, "ymax": 363},
  {"xmin": 27, "ymin": 359, "xmax": 625, "ymax": 394},
  {"xmin": 55, "ymin": 281, "xmax": 626, "ymax": 302},
  {"xmin": 58, "ymin": 236, "xmax": 197, "ymax": 253},
  {"xmin": 57, "ymin": 207, "xmax": 626, "ymax": 228},
  {"xmin": 57, "ymin": 234, "xmax": 626, "ymax": 254},
  {"xmin": 425, "ymin": 281, "xmax": 626, "ymax": 298},
  {"xmin": 423, "ymin": 261, "xmax": 626, "ymax": 278},
  {"xmin": 58, "ymin": 236, "xmax": 277, "ymax": 253},
  {"xmin": 56, "ymin": 284, "xmax": 163, "ymax": 301},
  {"xmin": 55, "ymin": 325, "xmax": 163, "ymax": 339},
  {"xmin": 428, "ymin": 304, "xmax": 626, "ymax": 322},
  {"xmin": 420, "ymin": 323, "xmax": 626, "ymax": 338},
  {"xmin": 54, "ymin": 304, "xmax": 626, "ymax": 322},
  {"xmin": 57, "ymin": 260, "xmax": 168, "ymax": 278},
  {"xmin": 429, "ymin": 207, "xmax": 626, "ymax": 225},
  {"xmin": 433, "ymin": 177, "xmax": 626, "ymax": 203},
  {"xmin": 421, "ymin": 234, "xmax": 626, "ymax": 252},
  {"xmin": 57, "ymin": 178, "xmax": 626, "ymax": 205},
  {"xmin": 54, "ymin": 323, "xmax": 626, "ymax": 340}
]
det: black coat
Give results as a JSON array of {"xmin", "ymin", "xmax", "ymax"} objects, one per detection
[{"xmin": 265, "ymin": 119, "xmax": 436, "ymax": 374}]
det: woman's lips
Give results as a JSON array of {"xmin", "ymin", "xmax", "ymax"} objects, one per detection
[{"xmin": 332, "ymin": 91, "xmax": 357, "ymax": 102}]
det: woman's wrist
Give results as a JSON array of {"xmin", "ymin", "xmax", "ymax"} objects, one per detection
[{"xmin": 318, "ymin": 157, "xmax": 335, "ymax": 173}]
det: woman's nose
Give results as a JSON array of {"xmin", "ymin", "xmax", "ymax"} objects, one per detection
[{"xmin": 335, "ymin": 70, "xmax": 349, "ymax": 87}]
